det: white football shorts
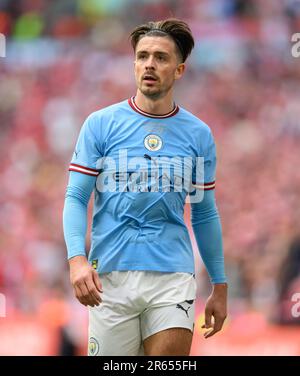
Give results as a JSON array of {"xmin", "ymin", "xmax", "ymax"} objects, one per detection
[{"xmin": 88, "ymin": 270, "xmax": 197, "ymax": 356}]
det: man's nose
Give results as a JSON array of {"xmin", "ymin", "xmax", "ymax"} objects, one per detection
[{"xmin": 145, "ymin": 56, "xmax": 156, "ymax": 69}]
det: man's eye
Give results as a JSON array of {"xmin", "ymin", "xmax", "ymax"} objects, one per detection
[
  {"xmin": 157, "ymin": 56, "xmax": 165, "ymax": 61},
  {"xmin": 138, "ymin": 55, "xmax": 146, "ymax": 60}
]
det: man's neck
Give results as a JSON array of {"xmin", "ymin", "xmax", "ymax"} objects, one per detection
[{"xmin": 134, "ymin": 90, "xmax": 175, "ymax": 115}]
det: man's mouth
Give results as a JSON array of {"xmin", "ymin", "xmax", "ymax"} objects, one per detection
[{"xmin": 143, "ymin": 75, "xmax": 158, "ymax": 82}]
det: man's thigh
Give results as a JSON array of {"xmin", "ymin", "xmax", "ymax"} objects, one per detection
[
  {"xmin": 143, "ymin": 327, "xmax": 193, "ymax": 356},
  {"xmin": 141, "ymin": 299, "xmax": 195, "ymax": 356}
]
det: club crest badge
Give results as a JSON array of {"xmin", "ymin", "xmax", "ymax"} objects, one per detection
[
  {"xmin": 144, "ymin": 134, "xmax": 163, "ymax": 151},
  {"xmin": 89, "ymin": 337, "xmax": 100, "ymax": 356}
]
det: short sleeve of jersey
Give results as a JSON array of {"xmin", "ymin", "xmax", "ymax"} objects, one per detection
[
  {"xmin": 69, "ymin": 113, "xmax": 102, "ymax": 177},
  {"xmin": 192, "ymin": 128, "xmax": 216, "ymax": 191}
]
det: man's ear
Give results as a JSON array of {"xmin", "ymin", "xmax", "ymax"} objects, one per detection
[{"xmin": 174, "ymin": 63, "xmax": 185, "ymax": 80}]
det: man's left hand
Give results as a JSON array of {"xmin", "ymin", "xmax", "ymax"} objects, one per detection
[{"xmin": 202, "ymin": 283, "xmax": 228, "ymax": 338}]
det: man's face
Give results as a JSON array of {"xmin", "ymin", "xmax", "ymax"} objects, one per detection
[{"xmin": 134, "ymin": 36, "xmax": 185, "ymax": 99}]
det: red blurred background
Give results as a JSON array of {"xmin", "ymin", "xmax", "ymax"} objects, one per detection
[{"xmin": 0, "ymin": 0, "xmax": 300, "ymax": 355}]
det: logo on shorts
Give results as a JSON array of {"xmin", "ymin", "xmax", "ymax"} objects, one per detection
[
  {"xmin": 144, "ymin": 134, "xmax": 163, "ymax": 151},
  {"xmin": 176, "ymin": 300, "xmax": 194, "ymax": 318},
  {"xmin": 89, "ymin": 337, "xmax": 99, "ymax": 356}
]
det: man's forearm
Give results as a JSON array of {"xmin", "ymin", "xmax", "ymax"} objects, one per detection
[
  {"xmin": 191, "ymin": 190, "xmax": 227, "ymax": 284},
  {"xmin": 63, "ymin": 192, "xmax": 88, "ymax": 259},
  {"xmin": 63, "ymin": 171, "xmax": 96, "ymax": 259},
  {"xmin": 192, "ymin": 218, "xmax": 227, "ymax": 284}
]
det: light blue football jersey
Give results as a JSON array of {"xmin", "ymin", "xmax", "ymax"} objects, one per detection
[{"xmin": 68, "ymin": 97, "xmax": 216, "ymax": 274}]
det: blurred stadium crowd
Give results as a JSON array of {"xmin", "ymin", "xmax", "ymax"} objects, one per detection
[{"xmin": 0, "ymin": 0, "xmax": 300, "ymax": 354}]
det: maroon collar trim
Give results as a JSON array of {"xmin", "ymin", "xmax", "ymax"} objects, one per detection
[{"xmin": 128, "ymin": 96, "xmax": 179, "ymax": 119}]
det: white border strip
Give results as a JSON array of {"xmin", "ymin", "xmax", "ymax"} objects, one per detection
[
  {"xmin": 69, "ymin": 164, "xmax": 99, "ymax": 176},
  {"xmin": 192, "ymin": 182, "xmax": 216, "ymax": 190}
]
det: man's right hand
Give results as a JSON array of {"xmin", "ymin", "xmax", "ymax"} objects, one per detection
[{"xmin": 69, "ymin": 255, "xmax": 103, "ymax": 307}]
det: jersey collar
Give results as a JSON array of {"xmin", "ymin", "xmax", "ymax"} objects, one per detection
[{"xmin": 128, "ymin": 96, "xmax": 179, "ymax": 119}]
